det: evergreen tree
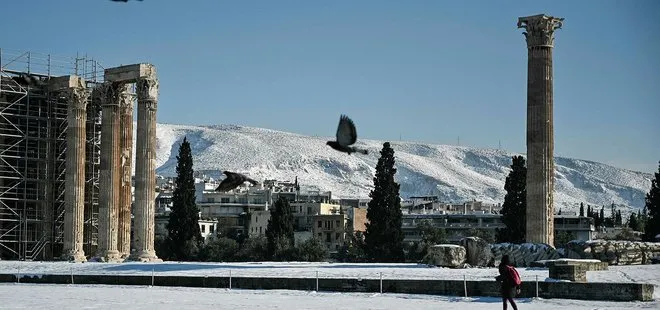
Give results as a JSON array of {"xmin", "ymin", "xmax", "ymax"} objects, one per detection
[
  {"xmin": 599, "ymin": 207, "xmax": 605, "ymax": 227},
  {"xmin": 166, "ymin": 137, "xmax": 202, "ymax": 261},
  {"xmin": 587, "ymin": 205, "xmax": 592, "ymax": 218},
  {"xmin": 628, "ymin": 213, "xmax": 640, "ymax": 232},
  {"xmin": 365, "ymin": 142, "xmax": 405, "ymax": 262},
  {"xmin": 496, "ymin": 156, "xmax": 527, "ymax": 243},
  {"xmin": 643, "ymin": 162, "xmax": 660, "ymax": 241},
  {"xmin": 579, "ymin": 203, "xmax": 585, "ymax": 217},
  {"xmin": 265, "ymin": 196, "xmax": 295, "ymax": 260},
  {"xmin": 616, "ymin": 210, "xmax": 622, "ymax": 226}
]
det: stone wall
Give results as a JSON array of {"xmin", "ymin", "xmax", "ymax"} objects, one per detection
[
  {"xmin": 0, "ymin": 273, "xmax": 653, "ymax": 302},
  {"xmin": 565, "ymin": 240, "xmax": 660, "ymax": 265}
]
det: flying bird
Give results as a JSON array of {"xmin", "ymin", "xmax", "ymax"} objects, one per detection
[
  {"xmin": 326, "ymin": 114, "xmax": 369, "ymax": 155},
  {"xmin": 215, "ymin": 171, "xmax": 259, "ymax": 192}
]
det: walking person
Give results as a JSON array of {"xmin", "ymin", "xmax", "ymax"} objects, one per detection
[{"xmin": 496, "ymin": 255, "xmax": 521, "ymax": 310}]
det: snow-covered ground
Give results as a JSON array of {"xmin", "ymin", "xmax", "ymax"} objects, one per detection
[
  {"xmin": 2, "ymin": 261, "xmax": 657, "ymax": 284},
  {"xmin": 141, "ymin": 122, "xmax": 652, "ymax": 214},
  {"xmin": 1, "ymin": 261, "xmax": 657, "ymax": 309},
  {"xmin": 2, "ymin": 261, "xmax": 658, "ymax": 295},
  {"xmin": 1, "ymin": 284, "xmax": 656, "ymax": 309}
]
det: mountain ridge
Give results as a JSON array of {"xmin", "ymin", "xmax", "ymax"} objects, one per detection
[{"xmin": 136, "ymin": 122, "xmax": 653, "ymax": 214}]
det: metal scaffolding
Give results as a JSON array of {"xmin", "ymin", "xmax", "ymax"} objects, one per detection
[{"xmin": 0, "ymin": 48, "xmax": 103, "ymax": 260}]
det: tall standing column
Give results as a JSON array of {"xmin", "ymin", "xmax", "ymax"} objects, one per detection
[
  {"xmin": 118, "ymin": 85, "xmax": 134, "ymax": 258},
  {"xmin": 61, "ymin": 81, "xmax": 89, "ymax": 262},
  {"xmin": 95, "ymin": 83, "xmax": 122, "ymax": 262},
  {"xmin": 128, "ymin": 76, "xmax": 161, "ymax": 262},
  {"xmin": 518, "ymin": 14, "xmax": 564, "ymax": 245}
]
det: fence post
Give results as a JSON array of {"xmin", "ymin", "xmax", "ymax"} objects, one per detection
[
  {"xmin": 229, "ymin": 270, "xmax": 232, "ymax": 290},
  {"xmin": 17, "ymin": 266, "xmax": 20, "ymax": 283},
  {"xmin": 151, "ymin": 268, "xmax": 155, "ymax": 287},
  {"xmin": 70, "ymin": 267, "xmax": 74, "ymax": 285},
  {"xmin": 535, "ymin": 275, "xmax": 539, "ymax": 298},
  {"xmin": 379, "ymin": 272, "xmax": 383, "ymax": 294},
  {"xmin": 463, "ymin": 275, "xmax": 467, "ymax": 298},
  {"xmin": 316, "ymin": 271, "xmax": 319, "ymax": 292}
]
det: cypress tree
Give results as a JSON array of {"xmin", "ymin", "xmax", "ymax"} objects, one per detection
[
  {"xmin": 365, "ymin": 142, "xmax": 404, "ymax": 262},
  {"xmin": 266, "ymin": 196, "xmax": 295, "ymax": 260},
  {"xmin": 628, "ymin": 213, "xmax": 640, "ymax": 232},
  {"xmin": 496, "ymin": 156, "xmax": 527, "ymax": 243},
  {"xmin": 166, "ymin": 137, "xmax": 202, "ymax": 260},
  {"xmin": 643, "ymin": 162, "xmax": 660, "ymax": 241},
  {"xmin": 579, "ymin": 203, "xmax": 584, "ymax": 217}
]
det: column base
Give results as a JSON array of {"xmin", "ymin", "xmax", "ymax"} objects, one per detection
[
  {"xmin": 126, "ymin": 250, "xmax": 162, "ymax": 262},
  {"xmin": 91, "ymin": 250, "xmax": 123, "ymax": 263},
  {"xmin": 60, "ymin": 250, "xmax": 87, "ymax": 263}
]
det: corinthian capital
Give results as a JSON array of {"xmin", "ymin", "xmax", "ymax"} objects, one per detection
[
  {"xmin": 137, "ymin": 78, "xmax": 159, "ymax": 102},
  {"xmin": 517, "ymin": 14, "xmax": 564, "ymax": 48},
  {"xmin": 118, "ymin": 84, "xmax": 134, "ymax": 114},
  {"xmin": 69, "ymin": 87, "xmax": 89, "ymax": 109},
  {"xmin": 96, "ymin": 82, "xmax": 120, "ymax": 107}
]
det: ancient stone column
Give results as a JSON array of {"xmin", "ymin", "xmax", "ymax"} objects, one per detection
[
  {"xmin": 95, "ymin": 82, "xmax": 122, "ymax": 262},
  {"xmin": 118, "ymin": 85, "xmax": 133, "ymax": 258},
  {"xmin": 61, "ymin": 81, "xmax": 89, "ymax": 262},
  {"xmin": 517, "ymin": 14, "xmax": 564, "ymax": 245},
  {"xmin": 127, "ymin": 76, "xmax": 161, "ymax": 262}
]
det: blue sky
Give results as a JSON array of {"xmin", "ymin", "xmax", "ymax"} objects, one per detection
[{"xmin": 1, "ymin": 0, "xmax": 658, "ymax": 173}]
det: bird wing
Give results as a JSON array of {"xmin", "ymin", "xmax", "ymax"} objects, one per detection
[
  {"xmin": 245, "ymin": 177, "xmax": 259, "ymax": 186},
  {"xmin": 215, "ymin": 179, "xmax": 235, "ymax": 192},
  {"xmin": 216, "ymin": 171, "xmax": 242, "ymax": 191},
  {"xmin": 336, "ymin": 115, "xmax": 357, "ymax": 146}
]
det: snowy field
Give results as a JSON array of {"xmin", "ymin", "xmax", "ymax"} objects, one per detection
[
  {"xmin": 1, "ymin": 283, "xmax": 657, "ymax": 310},
  {"xmin": 0, "ymin": 261, "xmax": 657, "ymax": 309}
]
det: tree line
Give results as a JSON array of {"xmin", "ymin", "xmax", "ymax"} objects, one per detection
[{"xmin": 160, "ymin": 137, "xmax": 660, "ymax": 262}]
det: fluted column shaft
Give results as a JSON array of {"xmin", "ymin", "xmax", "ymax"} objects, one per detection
[
  {"xmin": 518, "ymin": 14, "xmax": 563, "ymax": 245},
  {"xmin": 96, "ymin": 83, "xmax": 122, "ymax": 262},
  {"xmin": 128, "ymin": 77, "xmax": 161, "ymax": 262},
  {"xmin": 62, "ymin": 86, "xmax": 89, "ymax": 262},
  {"xmin": 118, "ymin": 86, "xmax": 134, "ymax": 258},
  {"xmin": 526, "ymin": 46, "xmax": 555, "ymax": 244}
]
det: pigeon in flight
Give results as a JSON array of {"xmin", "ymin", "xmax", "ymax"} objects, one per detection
[
  {"xmin": 215, "ymin": 171, "xmax": 259, "ymax": 192},
  {"xmin": 326, "ymin": 115, "xmax": 368, "ymax": 155}
]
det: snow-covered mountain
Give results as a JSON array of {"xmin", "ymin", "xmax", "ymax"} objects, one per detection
[{"xmin": 138, "ymin": 123, "xmax": 653, "ymax": 213}]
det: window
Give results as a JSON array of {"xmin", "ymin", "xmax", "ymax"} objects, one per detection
[
  {"xmin": 335, "ymin": 220, "xmax": 340, "ymax": 228},
  {"xmin": 207, "ymin": 197, "xmax": 215, "ymax": 203},
  {"xmin": 221, "ymin": 198, "xmax": 230, "ymax": 203},
  {"xmin": 318, "ymin": 221, "xmax": 322, "ymax": 228},
  {"xmin": 259, "ymin": 227, "xmax": 262, "ymax": 234},
  {"xmin": 335, "ymin": 233, "xmax": 341, "ymax": 241},
  {"xmin": 326, "ymin": 232, "xmax": 331, "ymax": 243},
  {"xmin": 210, "ymin": 225, "xmax": 214, "ymax": 234},
  {"xmin": 299, "ymin": 206, "xmax": 302, "ymax": 213},
  {"xmin": 307, "ymin": 207, "xmax": 312, "ymax": 214},
  {"xmin": 201, "ymin": 225, "xmax": 206, "ymax": 233}
]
